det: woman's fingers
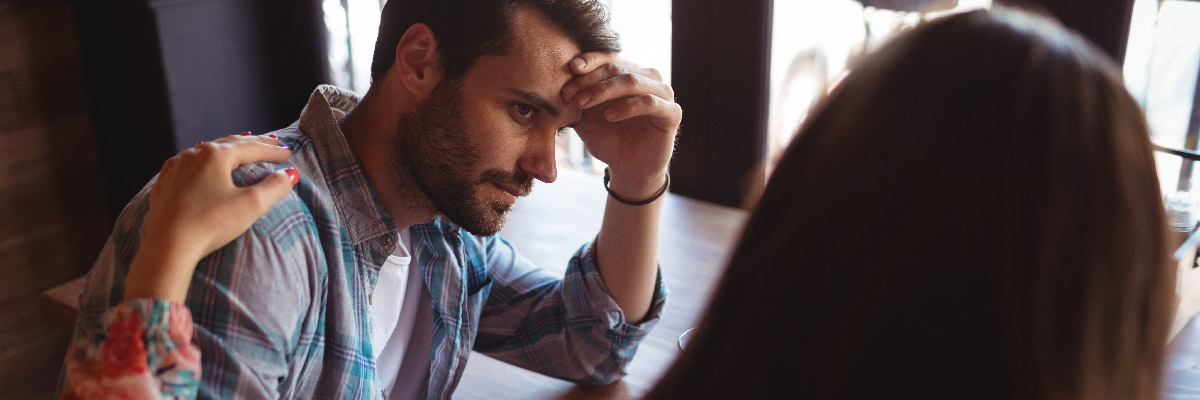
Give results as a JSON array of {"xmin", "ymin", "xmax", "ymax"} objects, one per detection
[
  {"xmin": 226, "ymin": 139, "xmax": 292, "ymax": 169},
  {"xmin": 196, "ymin": 133, "xmax": 288, "ymax": 170},
  {"xmin": 241, "ymin": 168, "xmax": 300, "ymax": 216}
]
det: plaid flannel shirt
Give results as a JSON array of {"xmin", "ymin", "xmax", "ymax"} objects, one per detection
[{"xmin": 69, "ymin": 85, "xmax": 666, "ymax": 400}]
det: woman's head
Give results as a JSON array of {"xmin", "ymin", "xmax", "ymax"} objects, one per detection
[{"xmin": 650, "ymin": 8, "xmax": 1171, "ymax": 399}]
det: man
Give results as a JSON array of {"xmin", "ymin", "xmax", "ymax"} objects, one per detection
[{"xmin": 70, "ymin": 0, "xmax": 679, "ymax": 399}]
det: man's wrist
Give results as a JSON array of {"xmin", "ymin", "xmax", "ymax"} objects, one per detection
[{"xmin": 605, "ymin": 167, "xmax": 668, "ymax": 203}]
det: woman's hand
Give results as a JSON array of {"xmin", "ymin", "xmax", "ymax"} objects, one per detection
[{"xmin": 124, "ymin": 133, "xmax": 297, "ymax": 303}]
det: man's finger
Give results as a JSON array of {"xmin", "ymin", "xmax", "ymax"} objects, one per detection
[
  {"xmin": 603, "ymin": 94, "xmax": 682, "ymax": 128},
  {"xmin": 567, "ymin": 52, "xmax": 634, "ymax": 75},
  {"xmin": 573, "ymin": 72, "xmax": 674, "ymax": 109}
]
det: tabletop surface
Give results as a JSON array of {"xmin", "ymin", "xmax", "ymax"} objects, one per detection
[
  {"xmin": 450, "ymin": 168, "xmax": 1200, "ymax": 400},
  {"xmin": 453, "ymin": 168, "xmax": 748, "ymax": 400}
]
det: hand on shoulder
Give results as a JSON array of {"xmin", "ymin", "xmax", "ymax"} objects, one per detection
[{"xmin": 124, "ymin": 133, "xmax": 297, "ymax": 303}]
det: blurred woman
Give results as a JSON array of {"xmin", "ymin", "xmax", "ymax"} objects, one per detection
[{"xmin": 647, "ymin": 7, "xmax": 1173, "ymax": 400}]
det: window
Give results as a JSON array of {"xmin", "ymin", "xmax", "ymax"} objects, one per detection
[
  {"xmin": 766, "ymin": 0, "xmax": 991, "ymax": 173},
  {"xmin": 323, "ymin": 0, "xmax": 382, "ymax": 96},
  {"xmin": 1125, "ymin": 0, "xmax": 1200, "ymax": 232}
]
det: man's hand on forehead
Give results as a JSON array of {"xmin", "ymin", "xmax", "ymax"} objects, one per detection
[
  {"xmin": 556, "ymin": 52, "xmax": 681, "ymax": 192},
  {"xmin": 560, "ymin": 53, "xmax": 672, "ymax": 124}
]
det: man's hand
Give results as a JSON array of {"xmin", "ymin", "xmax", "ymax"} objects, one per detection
[
  {"xmin": 560, "ymin": 52, "xmax": 681, "ymax": 199},
  {"xmin": 558, "ymin": 53, "xmax": 678, "ymax": 323}
]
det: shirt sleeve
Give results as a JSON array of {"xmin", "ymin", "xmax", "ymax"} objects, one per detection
[
  {"xmin": 472, "ymin": 236, "xmax": 668, "ymax": 385},
  {"xmin": 61, "ymin": 299, "xmax": 202, "ymax": 400}
]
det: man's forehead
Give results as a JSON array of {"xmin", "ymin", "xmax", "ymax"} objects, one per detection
[
  {"xmin": 470, "ymin": 8, "xmax": 583, "ymax": 109},
  {"xmin": 502, "ymin": 8, "xmax": 583, "ymax": 91}
]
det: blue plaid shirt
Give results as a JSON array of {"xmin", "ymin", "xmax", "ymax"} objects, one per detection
[{"xmin": 71, "ymin": 85, "xmax": 666, "ymax": 400}]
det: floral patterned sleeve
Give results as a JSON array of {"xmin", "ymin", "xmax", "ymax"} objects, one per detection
[{"xmin": 61, "ymin": 299, "xmax": 202, "ymax": 400}]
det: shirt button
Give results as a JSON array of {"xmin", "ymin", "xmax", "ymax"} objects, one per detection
[{"xmin": 382, "ymin": 235, "xmax": 395, "ymax": 247}]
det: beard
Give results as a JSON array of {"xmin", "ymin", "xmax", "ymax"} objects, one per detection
[{"xmin": 387, "ymin": 79, "xmax": 533, "ymax": 236}]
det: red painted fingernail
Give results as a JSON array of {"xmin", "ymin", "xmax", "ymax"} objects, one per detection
[
  {"xmin": 195, "ymin": 141, "xmax": 203, "ymax": 147},
  {"xmin": 279, "ymin": 145, "xmax": 289, "ymax": 150},
  {"xmin": 285, "ymin": 168, "xmax": 299, "ymax": 185},
  {"xmin": 240, "ymin": 131, "xmax": 252, "ymax": 136},
  {"xmin": 268, "ymin": 134, "xmax": 277, "ymax": 139}
]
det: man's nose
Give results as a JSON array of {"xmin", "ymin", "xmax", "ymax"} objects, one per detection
[{"xmin": 518, "ymin": 129, "xmax": 558, "ymax": 184}]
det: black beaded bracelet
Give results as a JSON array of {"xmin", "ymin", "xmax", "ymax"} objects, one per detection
[{"xmin": 603, "ymin": 167, "xmax": 670, "ymax": 206}]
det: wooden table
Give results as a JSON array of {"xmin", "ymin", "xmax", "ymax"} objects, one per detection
[
  {"xmin": 453, "ymin": 168, "xmax": 747, "ymax": 400},
  {"xmin": 1166, "ymin": 311, "xmax": 1200, "ymax": 398},
  {"xmin": 454, "ymin": 168, "xmax": 1200, "ymax": 399}
]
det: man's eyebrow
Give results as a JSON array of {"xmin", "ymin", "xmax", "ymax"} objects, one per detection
[{"xmin": 506, "ymin": 88, "xmax": 561, "ymax": 118}]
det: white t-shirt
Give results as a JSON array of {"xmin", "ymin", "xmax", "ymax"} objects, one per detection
[{"xmin": 370, "ymin": 230, "xmax": 433, "ymax": 399}]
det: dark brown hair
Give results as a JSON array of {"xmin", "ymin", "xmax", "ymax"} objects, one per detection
[
  {"xmin": 370, "ymin": 0, "xmax": 620, "ymax": 83},
  {"xmin": 647, "ymin": 8, "xmax": 1172, "ymax": 399}
]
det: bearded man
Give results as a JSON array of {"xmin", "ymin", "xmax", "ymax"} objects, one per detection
[{"xmin": 68, "ymin": 0, "xmax": 679, "ymax": 398}]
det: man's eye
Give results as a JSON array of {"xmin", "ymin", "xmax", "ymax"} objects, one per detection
[{"xmin": 514, "ymin": 104, "xmax": 535, "ymax": 119}]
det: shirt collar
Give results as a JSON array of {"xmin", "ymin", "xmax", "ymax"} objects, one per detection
[{"xmin": 298, "ymin": 85, "xmax": 398, "ymax": 246}]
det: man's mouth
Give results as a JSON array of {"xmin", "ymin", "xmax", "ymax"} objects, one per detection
[{"xmin": 491, "ymin": 182, "xmax": 526, "ymax": 205}]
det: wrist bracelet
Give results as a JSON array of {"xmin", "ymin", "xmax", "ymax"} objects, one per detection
[{"xmin": 603, "ymin": 167, "xmax": 670, "ymax": 206}]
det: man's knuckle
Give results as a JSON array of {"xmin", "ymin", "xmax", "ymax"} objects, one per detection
[
  {"xmin": 595, "ymin": 79, "xmax": 615, "ymax": 94},
  {"xmin": 646, "ymin": 67, "xmax": 663, "ymax": 80},
  {"xmin": 640, "ymin": 94, "xmax": 657, "ymax": 107},
  {"xmin": 620, "ymin": 73, "xmax": 639, "ymax": 87}
]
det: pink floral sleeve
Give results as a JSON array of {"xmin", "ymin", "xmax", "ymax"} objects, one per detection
[{"xmin": 62, "ymin": 299, "xmax": 202, "ymax": 400}]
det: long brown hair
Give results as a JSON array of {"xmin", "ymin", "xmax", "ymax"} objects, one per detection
[{"xmin": 647, "ymin": 8, "xmax": 1173, "ymax": 399}]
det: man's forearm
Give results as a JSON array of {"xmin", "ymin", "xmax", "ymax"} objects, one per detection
[{"xmin": 594, "ymin": 170, "xmax": 666, "ymax": 323}]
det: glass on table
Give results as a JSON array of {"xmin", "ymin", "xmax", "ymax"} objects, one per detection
[{"xmin": 678, "ymin": 327, "xmax": 695, "ymax": 351}]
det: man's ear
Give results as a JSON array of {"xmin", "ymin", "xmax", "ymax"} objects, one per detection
[{"xmin": 392, "ymin": 23, "xmax": 442, "ymax": 97}]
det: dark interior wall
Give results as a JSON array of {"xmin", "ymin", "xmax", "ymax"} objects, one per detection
[
  {"xmin": 71, "ymin": 0, "xmax": 329, "ymax": 218},
  {"xmin": 150, "ymin": 0, "xmax": 277, "ymax": 148},
  {"xmin": 0, "ymin": 0, "xmax": 110, "ymax": 314},
  {"xmin": 0, "ymin": 2, "xmax": 112, "ymax": 398},
  {"xmin": 669, "ymin": 0, "xmax": 773, "ymax": 208},
  {"xmin": 70, "ymin": 0, "xmax": 178, "ymax": 219},
  {"xmin": 257, "ymin": 0, "xmax": 332, "ymax": 128}
]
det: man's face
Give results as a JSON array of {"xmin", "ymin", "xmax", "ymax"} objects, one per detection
[{"xmin": 388, "ymin": 8, "xmax": 583, "ymax": 236}]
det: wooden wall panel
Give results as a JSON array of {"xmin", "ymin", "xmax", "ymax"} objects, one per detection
[
  {"xmin": 0, "ymin": 1, "xmax": 112, "ymax": 399},
  {"xmin": 0, "ymin": 1, "xmax": 110, "ymax": 302}
]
